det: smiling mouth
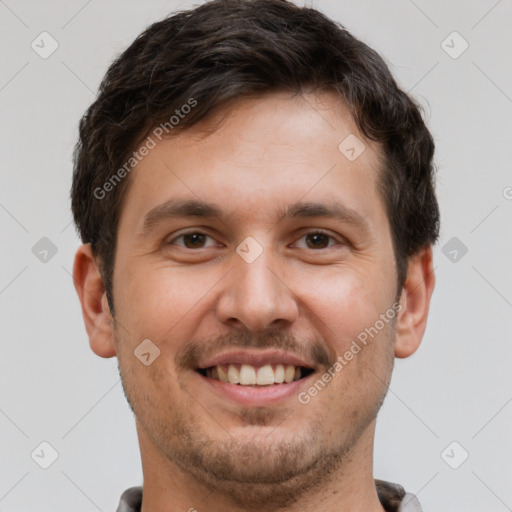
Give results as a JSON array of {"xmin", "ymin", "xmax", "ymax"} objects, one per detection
[{"xmin": 197, "ymin": 363, "xmax": 314, "ymax": 386}]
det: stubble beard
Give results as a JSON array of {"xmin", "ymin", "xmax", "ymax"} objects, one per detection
[
  {"xmin": 115, "ymin": 319, "xmax": 396, "ymax": 509},
  {"xmin": 140, "ymin": 403, "xmax": 359, "ymax": 509},
  {"xmin": 120, "ymin": 365, "xmax": 391, "ymax": 510}
]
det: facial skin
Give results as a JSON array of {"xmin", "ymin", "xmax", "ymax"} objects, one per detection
[{"xmin": 74, "ymin": 91, "xmax": 435, "ymax": 512}]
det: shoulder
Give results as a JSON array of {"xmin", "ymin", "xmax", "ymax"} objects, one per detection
[
  {"xmin": 375, "ymin": 479, "xmax": 423, "ymax": 512},
  {"xmin": 116, "ymin": 486, "xmax": 143, "ymax": 512}
]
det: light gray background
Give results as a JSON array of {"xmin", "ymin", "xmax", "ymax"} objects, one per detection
[{"xmin": 1, "ymin": 1, "xmax": 511, "ymax": 511}]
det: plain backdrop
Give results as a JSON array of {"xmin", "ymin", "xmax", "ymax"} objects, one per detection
[{"xmin": 1, "ymin": 1, "xmax": 511, "ymax": 511}]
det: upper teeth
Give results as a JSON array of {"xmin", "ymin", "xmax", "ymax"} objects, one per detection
[{"xmin": 208, "ymin": 364, "xmax": 301, "ymax": 385}]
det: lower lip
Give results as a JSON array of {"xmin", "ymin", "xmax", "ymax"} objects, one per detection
[{"xmin": 197, "ymin": 372, "xmax": 314, "ymax": 406}]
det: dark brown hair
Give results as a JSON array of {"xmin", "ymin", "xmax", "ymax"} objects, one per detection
[{"xmin": 71, "ymin": 0, "xmax": 440, "ymax": 312}]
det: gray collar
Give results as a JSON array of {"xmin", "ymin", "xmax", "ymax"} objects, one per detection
[{"xmin": 116, "ymin": 480, "xmax": 423, "ymax": 512}]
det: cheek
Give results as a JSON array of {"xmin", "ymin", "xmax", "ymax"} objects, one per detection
[
  {"xmin": 298, "ymin": 265, "xmax": 390, "ymax": 350},
  {"xmin": 113, "ymin": 263, "xmax": 224, "ymax": 352},
  {"xmin": 116, "ymin": 337, "xmax": 189, "ymax": 429}
]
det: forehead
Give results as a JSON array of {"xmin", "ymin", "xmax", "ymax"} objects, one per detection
[{"xmin": 118, "ymin": 91, "xmax": 386, "ymax": 233}]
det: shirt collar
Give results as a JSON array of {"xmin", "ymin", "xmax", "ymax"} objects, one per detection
[{"xmin": 116, "ymin": 480, "xmax": 423, "ymax": 512}]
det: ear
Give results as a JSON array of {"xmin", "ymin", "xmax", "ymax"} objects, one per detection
[
  {"xmin": 72, "ymin": 244, "xmax": 116, "ymax": 358},
  {"xmin": 394, "ymin": 246, "xmax": 435, "ymax": 358}
]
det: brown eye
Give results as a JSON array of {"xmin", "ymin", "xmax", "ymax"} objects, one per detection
[
  {"xmin": 305, "ymin": 232, "xmax": 332, "ymax": 249},
  {"xmin": 182, "ymin": 233, "xmax": 207, "ymax": 248},
  {"xmin": 169, "ymin": 232, "xmax": 217, "ymax": 249},
  {"xmin": 293, "ymin": 231, "xmax": 341, "ymax": 250}
]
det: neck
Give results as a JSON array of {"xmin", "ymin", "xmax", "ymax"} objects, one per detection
[{"xmin": 137, "ymin": 420, "xmax": 385, "ymax": 512}]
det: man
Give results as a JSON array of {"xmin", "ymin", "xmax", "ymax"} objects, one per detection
[{"xmin": 71, "ymin": 0, "xmax": 439, "ymax": 510}]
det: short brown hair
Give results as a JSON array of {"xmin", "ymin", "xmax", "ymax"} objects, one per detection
[{"xmin": 71, "ymin": 0, "xmax": 440, "ymax": 312}]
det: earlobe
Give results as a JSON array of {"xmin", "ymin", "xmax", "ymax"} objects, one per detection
[
  {"xmin": 73, "ymin": 244, "xmax": 117, "ymax": 358},
  {"xmin": 394, "ymin": 246, "xmax": 436, "ymax": 359}
]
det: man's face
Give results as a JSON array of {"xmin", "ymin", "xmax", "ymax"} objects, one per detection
[{"xmin": 111, "ymin": 91, "xmax": 399, "ymax": 501}]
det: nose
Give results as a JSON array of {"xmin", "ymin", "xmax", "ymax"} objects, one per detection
[{"xmin": 215, "ymin": 245, "xmax": 299, "ymax": 332}]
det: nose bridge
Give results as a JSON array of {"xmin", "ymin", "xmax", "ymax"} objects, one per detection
[
  {"xmin": 216, "ymin": 239, "xmax": 297, "ymax": 331},
  {"xmin": 237, "ymin": 246, "xmax": 278, "ymax": 300}
]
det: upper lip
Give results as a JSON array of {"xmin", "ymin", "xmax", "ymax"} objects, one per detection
[{"xmin": 197, "ymin": 349, "xmax": 315, "ymax": 370}]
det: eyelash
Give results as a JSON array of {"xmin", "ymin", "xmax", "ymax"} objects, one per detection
[{"xmin": 167, "ymin": 230, "xmax": 344, "ymax": 250}]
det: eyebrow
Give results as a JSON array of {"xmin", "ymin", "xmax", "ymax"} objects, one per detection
[
  {"xmin": 140, "ymin": 198, "xmax": 371, "ymax": 236},
  {"xmin": 141, "ymin": 199, "xmax": 224, "ymax": 234},
  {"xmin": 281, "ymin": 201, "xmax": 370, "ymax": 233}
]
